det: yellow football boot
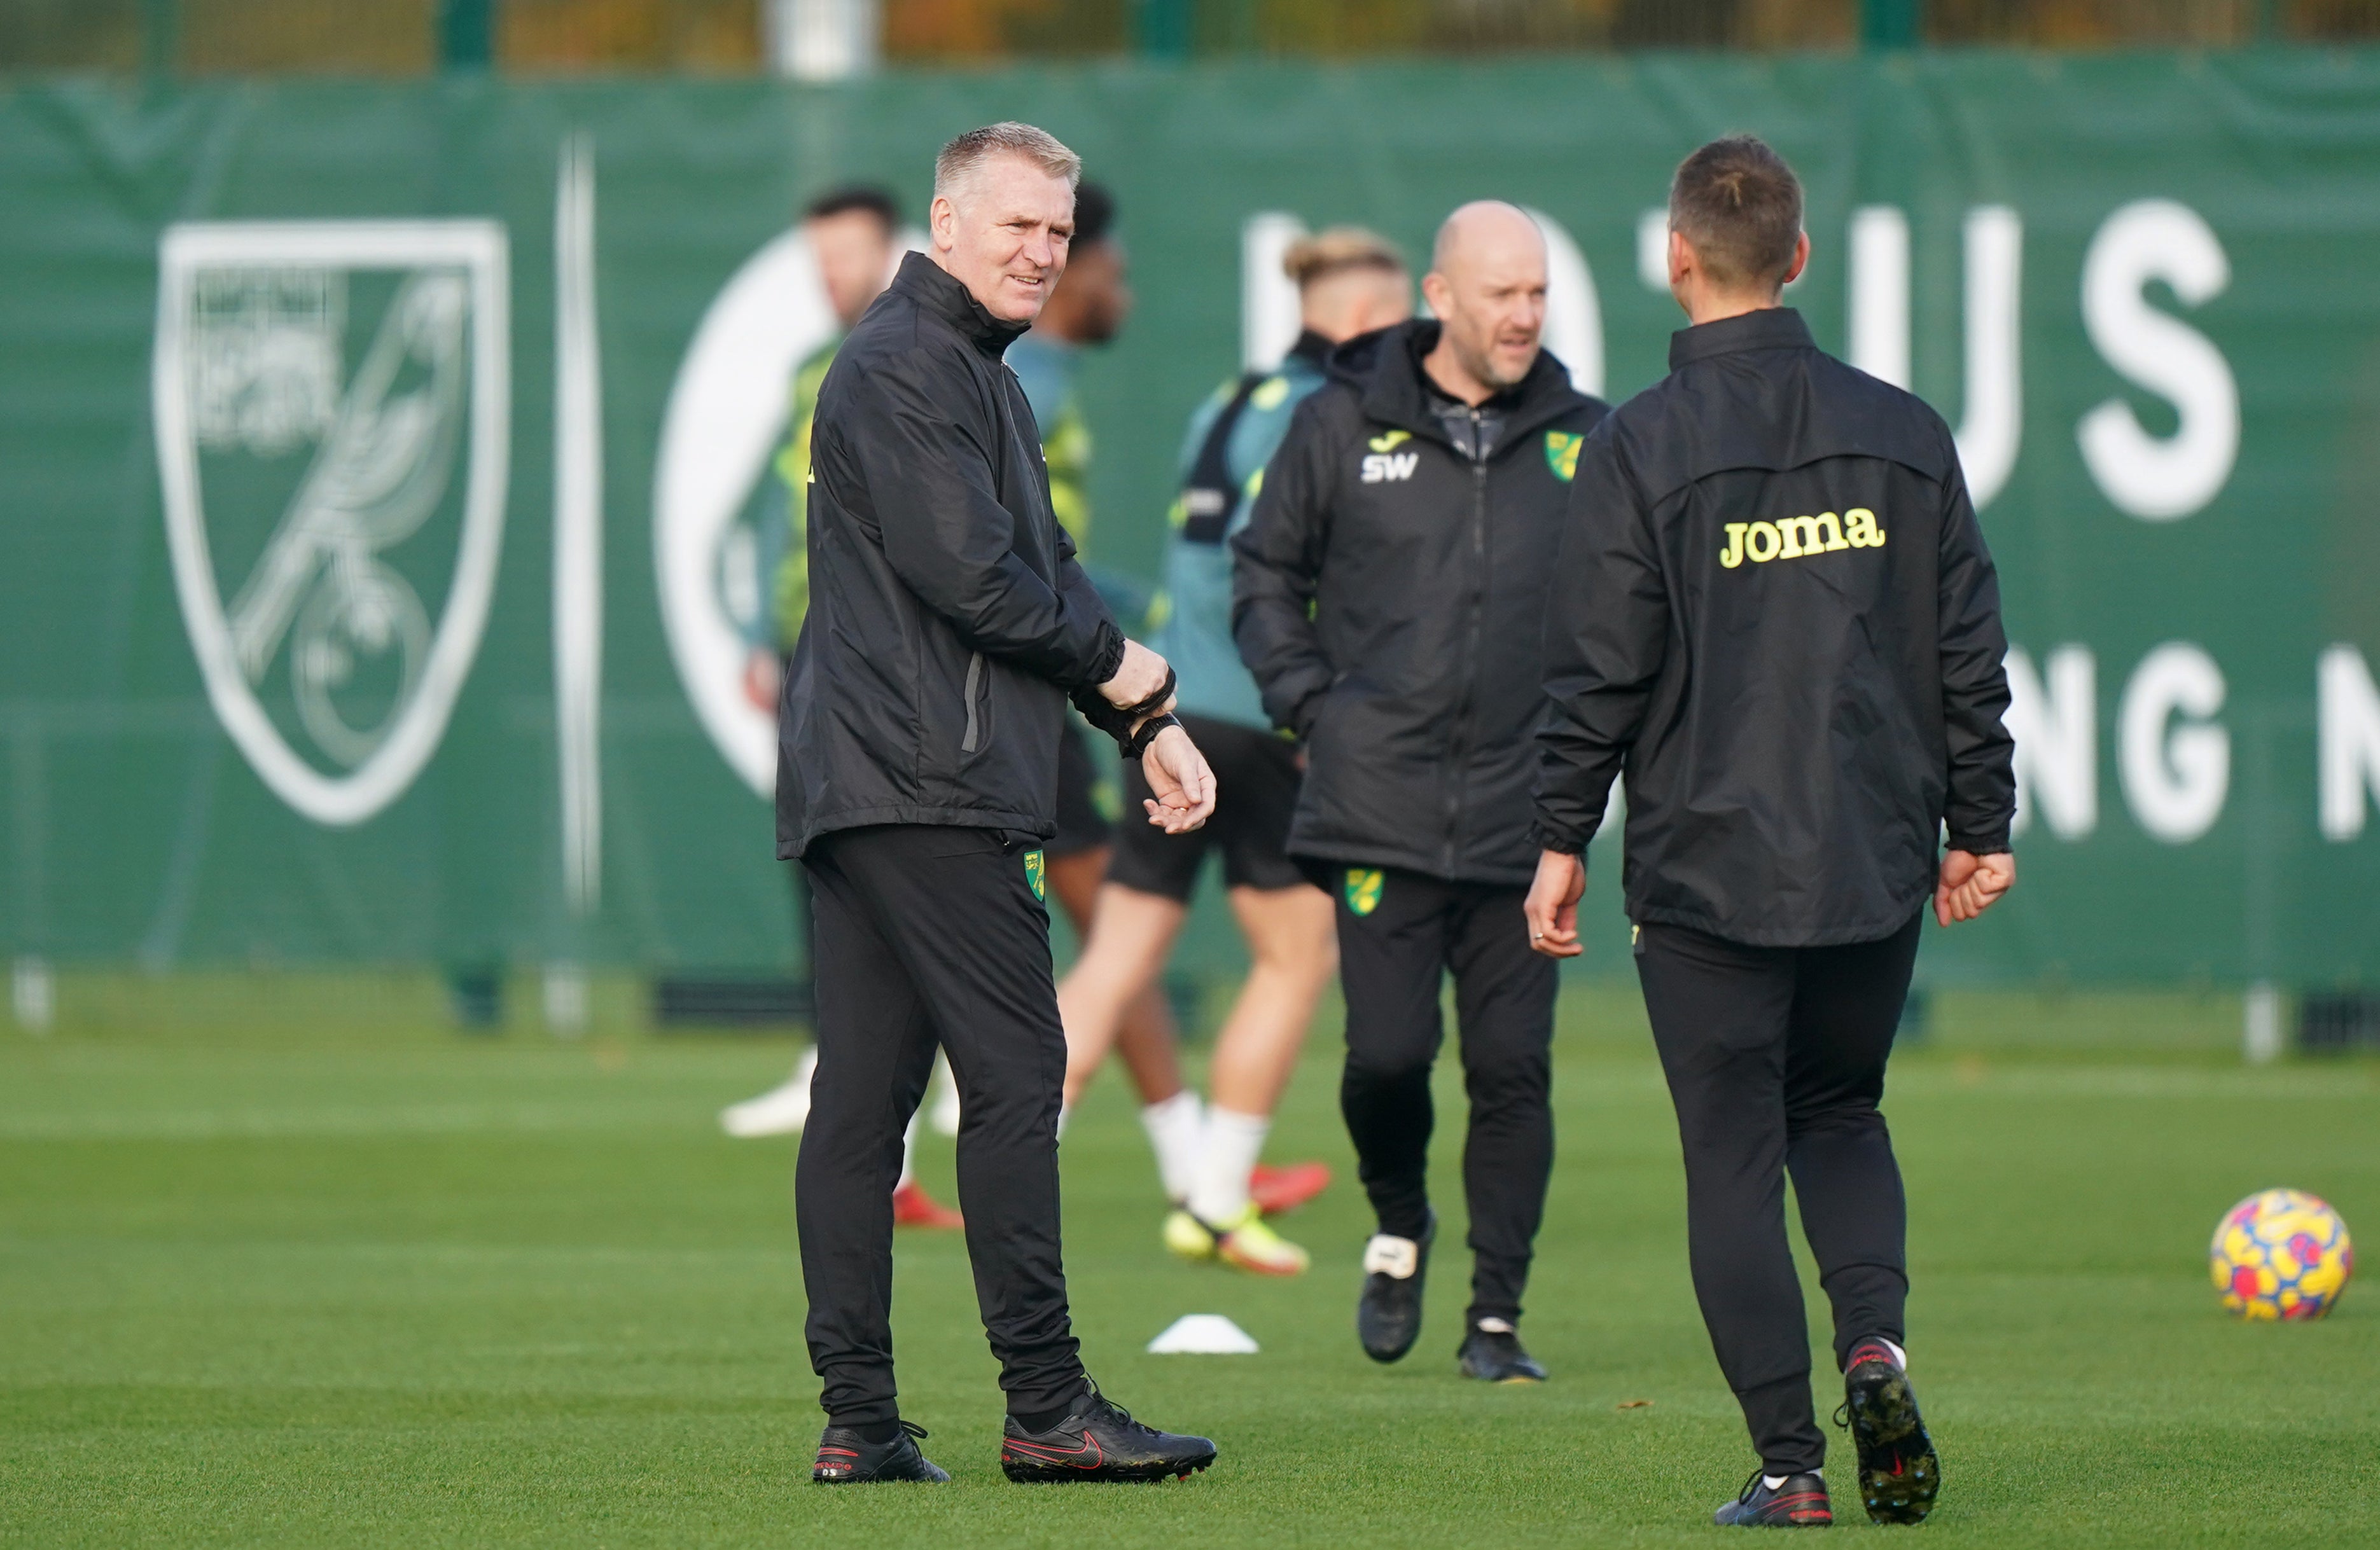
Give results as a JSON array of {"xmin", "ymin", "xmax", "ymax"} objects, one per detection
[
  {"xmin": 1162, "ymin": 1208, "xmax": 1218, "ymax": 1262},
  {"xmin": 1213, "ymin": 1204, "xmax": 1311, "ymax": 1277}
]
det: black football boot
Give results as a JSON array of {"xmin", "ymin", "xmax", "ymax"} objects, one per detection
[
  {"xmin": 1712, "ymin": 1470, "xmax": 1833, "ymax": 1527},
  {"xmin": 1356, "ymin": 1212, "xmax": 1435, "ymax": 1364},
  {"xmin": 1456, "ymin": 1320, "xmax": 1548, "ymax": 1383},
  {"xmin": 999, "ymin": 1383, "xmax": 1217, "ymax": 1483},
  {"xmin": 1839, "ymin": 1338, "xmax": 1940, "ymax": 1525},
  {"xmin": 812, "ymin": 1420, "xmax": 949, "ymax": 1483}
]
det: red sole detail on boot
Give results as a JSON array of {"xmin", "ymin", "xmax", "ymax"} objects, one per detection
[{"xmin": 1249, "ymin": 1161, "xmax": 1331, "ymax": 1216}]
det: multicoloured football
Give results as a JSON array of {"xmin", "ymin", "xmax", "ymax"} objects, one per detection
[{"xmin": 2210, "ymin": 1189, "xmax": 2353, "ymax": 1320}]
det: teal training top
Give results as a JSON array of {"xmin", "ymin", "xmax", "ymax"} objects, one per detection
[
  {"xmin": 1003, "ymin": 332, "xmax": 1094, "ymax": 552},
  {"xmin": 1153, "ymin": 331, "xmax": 1333, "ymax": 731}
]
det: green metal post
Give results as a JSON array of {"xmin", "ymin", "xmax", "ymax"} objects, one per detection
[
  {"xmin": 440, "ymin": 0, "xmax": 495, "ymax": 69},
  {"xmin": 1860, "ymin": 0, "xmax": 1919, "ymax": 48},
  {"xmin": 1136, "ymin": 0, "xmax": 1191, "ymax": 59},
  {"xmin": 141, "ymin": 0, "xmax": 177, "ymax": 78}
]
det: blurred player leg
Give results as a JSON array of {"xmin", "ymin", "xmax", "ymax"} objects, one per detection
[
  {"xmin": 1048, "ymin": 847, "xmax": 1198, "ymax": 1198},
  {"xmin": 1174, "ymin": 880, "xmax": 1337, "ymax": 1275}
]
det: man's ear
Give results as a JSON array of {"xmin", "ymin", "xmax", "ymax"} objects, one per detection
[
  {"xmin": 928, "ymin": 194, "xmax": 957, "ymax": 253},
  {"xmin": 1667, "ymin": 227, "xmax": 1696, "ymax": 311},
  {"xmin": 1419, "ymin": 270, "xmax": 1454, "ymax": 319},
  {"xmin": 1778, "ymin": 229, "xmax": 1811, "ymax": 290}
]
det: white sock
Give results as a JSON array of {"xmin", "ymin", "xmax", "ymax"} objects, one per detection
[
  {"xmin": 1139, "ymin": 1091, "xmax": 1205, "ymax": 1203},
  {"xmin": 1187, "ymin": 1107, "xmax": 1270, "ymax": 1224},
  {"xmin": 897, "ymin": 1111, "xmax": 919, "ymax": 1189},
  {"xmin": 1883, "ymin": 1338, "xmax": 1907, "ymax": 1370}
]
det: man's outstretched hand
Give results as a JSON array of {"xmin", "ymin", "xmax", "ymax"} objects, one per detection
[
  {"xmin": 1935, "ymin": 849, "xmax": 2015, "ymax": 926},
  {"xmin": 1523, "ymin": 848, "xmax": 1587, "ymax": 958},
  {"xmin": 1141, "ymin": 723, "xmax": 1216, "ymax": 833}
]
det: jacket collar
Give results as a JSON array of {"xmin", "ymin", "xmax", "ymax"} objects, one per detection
[
  {"xmin": 1286, "ymin": 328, "xmax": 1333, "ymax": 370},
  {"xmin": 1668, "ymin": 305, "xmax": 1814, "ymax": 371},
  {"xmin": 891, "ymin": 250, "xmax": 1033, "ymax": 357},
  {"xmin": 1334, "ymin": 319, "xmax": 1584, "ymax": 450}
]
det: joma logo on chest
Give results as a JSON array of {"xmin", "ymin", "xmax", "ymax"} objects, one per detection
[
  {"xmin": 1360, "ymin": 452, "xmax": 1419, "ymax": 483},
  {"xmin": 1720, "ymin": 509, "xmax": 1885, "ymax": 568}
]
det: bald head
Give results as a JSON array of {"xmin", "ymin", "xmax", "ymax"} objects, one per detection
[
  {"xmin": 1430, "ymin": 200, "xmax": 1543, "ymax": 277},
  {"xmin": 1421, "ymin": 201, "xmax": 1549, "ymax": 400}
]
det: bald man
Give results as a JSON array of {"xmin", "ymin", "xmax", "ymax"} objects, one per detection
[{"xmin": 1234, "ymin": 202, "xmax": 1608, "ymax": 1381}]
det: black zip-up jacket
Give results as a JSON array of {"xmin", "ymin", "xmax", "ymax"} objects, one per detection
[
  {"xmin": 776, "ymin": 253, "xmax": 1126, "ymax": 859},
  {"xmin": 1533, "ymin": 307, "xmax": 2015, "ymax": 946},
  {"xmin": 1232, "ymin": 320, "xmax": 1607, "ymax": 887}
]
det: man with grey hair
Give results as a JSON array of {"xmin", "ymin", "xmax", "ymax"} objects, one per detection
[
  {"xmin": 780, "ymin": 120, "xmax": 1218, "ymax": 1486},
  {"xmin": 1234, "ymin": 200, "xmax": 1606, "ymax": 1385}
]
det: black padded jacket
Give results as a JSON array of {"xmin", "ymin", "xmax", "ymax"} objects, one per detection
[
  {"xmin": 1533, "ymin": 306, "xmax": 2015, "ymax": 946},
  {"xmin": 776, "ymin": 253, "xmax": 1126, "ymax": 859},
  {"xmin": 1232, "ymin": 321, "xmax": 1608, "ymax": 887}
]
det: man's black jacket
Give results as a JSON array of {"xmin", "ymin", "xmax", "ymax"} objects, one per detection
[
  {"xmin": 1533, "ymin": 307, "xmax": 2015, "ymax": 946},
  {"xmin": 777, "ymin": 253, "xmax": 1126, "ymax": 859},
  {"xmin": 1232, "ymin": 321, "xmax": 1607, "ymax": 888}
]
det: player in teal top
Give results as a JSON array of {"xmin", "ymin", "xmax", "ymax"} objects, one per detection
[{"xmin": 1057, "ymin": 228, "xmax": 1412, "ymax": 1275}]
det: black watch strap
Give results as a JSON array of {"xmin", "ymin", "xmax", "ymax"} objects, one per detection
[{"xmin": 1124, "ymin": 712, "xmax": 1181, "ymax": 760}]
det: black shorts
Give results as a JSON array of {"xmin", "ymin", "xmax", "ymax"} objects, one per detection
[
  {"xmin": 1106, "ymin": 714, "xmax": 1311, "ymax": 903},
  {"xmin": 1049, "ymin": 719, "xmax": 1113, "ymax": 858}
]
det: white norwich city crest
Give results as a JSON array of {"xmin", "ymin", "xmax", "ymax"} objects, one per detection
[{"xmin": 153, "ymin": 221, "xmax": 511, "ymax": 826}]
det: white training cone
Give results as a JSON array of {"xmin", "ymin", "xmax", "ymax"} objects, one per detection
[{"xmin": 1146, "ymin": 1314, "xmax": 1260, "ymax": 1355}]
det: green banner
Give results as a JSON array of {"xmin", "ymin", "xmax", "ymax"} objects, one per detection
[{"xmin": 2, "ymin": 53, "xmax": 2377, "ymax": 985}]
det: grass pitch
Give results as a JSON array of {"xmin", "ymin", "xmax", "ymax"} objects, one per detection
[{"xmin": 2, "ymin": 981, "xmax": 2376, "ymax": 1547}]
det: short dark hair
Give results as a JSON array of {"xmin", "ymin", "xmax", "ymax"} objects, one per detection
[
  {"xmin": 1668, "ymin": 135, "xmax": 1802, "ymax": 292},
  {"xmin": 804, "ymin": 184, "xmax": 900, "ymax": 232},
  {"xmin": 1072, "ymin": 181, "xmax": 1117, "ymax": 247}
]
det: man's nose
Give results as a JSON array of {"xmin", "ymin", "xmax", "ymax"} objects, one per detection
[{"xmin": 1022, "ymin": 230, "xmax": 1056, "ymax": 268}]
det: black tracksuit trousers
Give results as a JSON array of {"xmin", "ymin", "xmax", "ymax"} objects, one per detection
[
  {"xmin": 1333, "ymin": 868, "xmax": 1558, "ymax": 1326},
  {"xmin": 1632, "ymin": 913, "xmax": 1924, "ymax": 1474},
  {"xmin": 796, "ymin": 824, "xmax": 1084, "ymax": 1428}
]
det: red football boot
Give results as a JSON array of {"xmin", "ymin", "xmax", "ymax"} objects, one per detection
[
  {"xmin": 891, "ymin": 1180, "xmax": 964, "ymax": 1229},
  {"xmin": 1249, "ymin": 1160, "xmax": 1332, "ymax": 1217}
]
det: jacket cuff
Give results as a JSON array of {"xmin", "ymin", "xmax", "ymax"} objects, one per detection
[
  {"xmin": 1531, "ymin": 819, "xmax": 1592, "ymax": 855},
  {"xmin": 1946, "ymin": 828, "xmax": 2010, "ymax": 855},
  {"xmin": 1077, "ymin": 622, "xmax": 1126, "ymax": 693}
]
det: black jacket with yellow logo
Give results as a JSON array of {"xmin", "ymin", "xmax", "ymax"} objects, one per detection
[
  {"xmin": 777, "ymin": 253, "xmax": 1126, "ymax": 859},
  {"xmin": 1533, "ymin": 306, "xmax": 2015, "ymax": 946},
  {"xmin": 1232, "ymin": 321, "xmax": 1606, "ymax": 887}
]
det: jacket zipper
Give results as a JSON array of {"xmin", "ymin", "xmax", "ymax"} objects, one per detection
[
  {"xmin": 1444, "ymin": 410, "xmax": 1490, "ymax": 876},
  {"xmin": 961, "ymin": 651, "xmax": 985, "ymax": 754}
]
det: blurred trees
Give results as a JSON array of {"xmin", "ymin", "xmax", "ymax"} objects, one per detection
[{"xmin": 0, "ymin": 0, "xmax": 2372, "ymax": 73}]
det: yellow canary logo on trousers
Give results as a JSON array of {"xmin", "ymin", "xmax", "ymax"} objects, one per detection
[
  {"xmin": 1024, "ymin": 849, "xmax": 1046, "ymax": 902},
  {"xmin": 1344, "ymin": 868, "xmax": 1384, "ymax": 917}
]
